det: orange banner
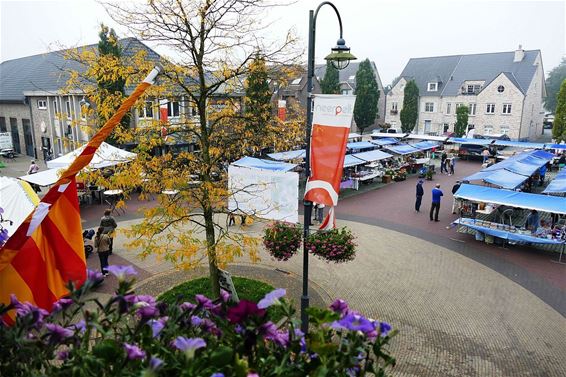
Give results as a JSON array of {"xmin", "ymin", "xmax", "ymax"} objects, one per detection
[{"xmin": 304, "ymin": 95, "xmax": 356, "ymax": 229}]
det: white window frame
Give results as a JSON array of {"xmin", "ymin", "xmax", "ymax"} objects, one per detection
[
  {"xmin": 141, "ymin": 101, "xmax": 154, "ymax": 119},
  {"xmin": 37, "ymin": 100, "xmax": 47, "ymax": 110},
  {"xmin": 502, "ymin": 103, "xmax": 512, "ymax": 114},
  {"xmin": 391, "ymin": 102, "xmax": 398, "ymax": 111},
  {"xmin": 468, "ymin": 103, "xmax": 476, "ymax": 116},
  {"xmin": 500, "ymin": 126, "xmax": 510, "ymax": 135},
  {"xmin": 484, "ymin": 125, "xmax": 493, "ymax": 135},
  {"xmin": 427, "ymin": 82, "xmax": 438, "ymax": 92},
  {"xmin": 486, "ymin": 103, "xmax": 495, "ymax": 114},
  {"xmin": 467, "ymin": 85, "xmax": 475, "ymax": 94},
  {"xmin": 446, "ymin": 103, "xmax": 451, "ymax": 114},
  {"xmin": 167, "ymin": 101, "xmax": 180, "ymax": 118},
  {"xmin": 497, "ymin": 85, "xmax": 505, "ymax": 93},
  {"xmin": 425, "ymin": 102, "xmax": 434, "ymax": 112}
]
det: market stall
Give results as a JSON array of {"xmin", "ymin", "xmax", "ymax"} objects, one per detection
[
  {"xmin": 542, "ymin": 170, "xmax": 566, "ymax": 195},
  {"xmin": 267, "ymin": 149, "xmax": 305, "ymax": 161},
  {"xmin": 369, "ymin": 137, "xmax": 399, "ymax": 146},
  {"xmin": 347, "ymin": 150, "xmax": 392, "ymax": 189},
  {"xmin": 340, "ymin": 154, "xmax": 368, "ymax": 190},
  {"xmin": 346, "ymin": 141, "xmax": 378, "ymax": 153},
  {"xmin": 47, "ymin": 142, "xmax": 136, "ymax": 169}
]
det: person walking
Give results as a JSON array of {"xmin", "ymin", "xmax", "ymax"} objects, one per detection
[
  {"xmin": 27, "ymin": 160, "xmax": 41, "ymax": 192},
  {"xmin": 449, "ymin": 156, "xmax": 456, "ymax": 175},
  {"xmin": 481, "ymin": 148, "xmax": 490, "ymax": 164},
  {"xmin": 538, "ymin": 164, "xmax": 547, "ymax": 186},
  {"xmin": 451, "ymin": 180, "xmax": 461, "ymax": 214},
  {"xmin": 440, "ymin": 152, "xmax": 448, "ymax": 174},
  {"xmin": 94, "ymin": 227, "xmax": 111, "ymax": 276},
  {"xmin": 430, "ymin": 184, "xmax": 443, "ymax": 222},
  {"xmin": 316, "ymin": 203, "xmax": 325, "ymax": 223},
  {"xmin": 100, "ymin": 209, "xmax": 117, "ymax": 254},
  {"xmin": 415, "ymin": 179, "xmax": 424, "ymax": 212},
  {"xmin": 526, "ymin": 210, "xmax": 540, "ymax": 233}
]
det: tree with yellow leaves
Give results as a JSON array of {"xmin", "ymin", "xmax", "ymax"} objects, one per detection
[{"xmin": 72, "ymin": 0, "xmax": 304, "ymax": 297}]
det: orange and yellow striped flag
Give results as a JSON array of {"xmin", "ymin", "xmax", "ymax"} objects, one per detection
[{"xmin": 0, "ymin": 66, "xmax": 161, "ymax": 324}]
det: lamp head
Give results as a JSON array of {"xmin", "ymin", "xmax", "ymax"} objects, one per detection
[
  {"xmin": 325, "ymin": 38, "xmax": 356, "ymax": 70},
  {"xmin": 79, "ymin": 97, "xmax": 90, "ymax": 108}
]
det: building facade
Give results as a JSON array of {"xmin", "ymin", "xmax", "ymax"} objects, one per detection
[
  {"xmin": 315, "ymin": 60, "xmax": 386, "ymax": 132},
  {"xmin": 385, "ymin": 47, "xmax": 546, "ymax": 140}
]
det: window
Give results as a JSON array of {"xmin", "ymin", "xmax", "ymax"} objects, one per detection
[
  {"xmin": 425, "ymin": 102, "xmax": 434, "ymax": 112},
  {"xmin": 456, "ymin": 103, "xmax": 463, "ymax": 109},
  {"xmin": 484, "ymin": 125, "xmax": 493, "ymax": 135},
  {"xmin": 37, "ymin": 100, "xmax": 47, "ymax": 110},
  {"xmin": 486, "ymin": 103, "xmax": 495, "ymax": 114},
  {"xmin": 427, "ymin": 82, "xmax": 438, "ymax": 92},
  {"xmin": 53, "ymin": 100, "xmax": 59, "ymax": 115},
  {"xmin": 291, "ymin": 78, "xmax": 301, "ymax": 85},
  {"xmin": 391, "ymin": 102, "xmax": 398, "ymax": 111},
  {"xmin": 0, "ymin": 117, "xmax": 6, "ymax": 132},
  {"xmin": 497, "ymin": 85, "xmax": 505, "ymax": 93},
  {"xmin": 65, "ymin": 99, "xmax": 72, "ymax": 119},
  {"xmin": 500, "ymin": 126, "xmax": 510, "ymax": 135},
  {"xmin": 468, "ymin": 103, "xmax": 476, "ymax": 115},
  {"xmin": 446, "ymin": 103, "xmax": 451, "ymax": 114},
  {"xmin": 167, "ymin": 101, "xmax": 180, "ymax": 117},
  {"xmin": 142, "ymin": 101, "xmax": 154, "ymax": 118},
  {"xmin": 502, "ymin": 104, "xmax": 512, "ymax": 114},
  {"xmin": 467, "ymin": 85, "xmax": 474, "ymax": 94}
]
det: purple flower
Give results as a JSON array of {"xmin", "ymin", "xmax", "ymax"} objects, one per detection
[
  {"xmin": 180, "ymin": 302, "xmax": 196, "ymax": 311},
  {"xmin": 191, "ymin": 315, "xmax": 203, "ymax": 327},
  {"xmin": 45, "ymin": 323, "xmax": 74, "ymax": 343},
  {"xmin": 72, "ymin": 320, "xmax": 86, "ymax": 334},
  {"xmin": 379, "ymin": 321, "xmax": 392, "ymax": 337},
  {"xmin": 0, "ymin": 228, "xmax": 9, "ymax": 245},
  {"xmin": 247, "ymin": 373, "xmax": 260, "ymax": 377},
  {"xmin": 329, "ymin": 299, "xmax": 349, "ymax": 315},
  {"xmin": 220, "ymin": 289, "xmax": 230, "ymax": 302},
  {"xmin": 10, "ymin": 295, "xmax": 49, "ymax": 328},
  {"xmin": 211, "ymin": 374, "xmax": 225, "ymax": 377},
  {"xmin": 195, "ymin": 294, "xmax": 214, "ymax": 310},
  {"xmin": 52, "ymin": 298, "xmax": 73, "ymax": 313},
  {"xmin": 106, "ymin": 265, "xmax": 138, "ymax": 281},
  {"xmin": 86, "ymin": 269, "xmax": 104, "ymax": 284},
  {"xmin": 149, "ymin": 318, "xmax": 167, "ymax": 338},
  {"xmin": 123, "ymin": 343, "xmax": 146, "ymax": 360},
  {"xmin": 257, "ymin": 288, "xmax": 286, "ymax": 309},
  {"xmin": 56, "ymin": 350, "xmax": 69, "ymax": 361},
  {"xmin": 149, "ymin": 355, "xmax": 163, "ymax": 370},
  {"xmin": 173, "ymin": 336, "xmax": 206, "ymax": 358},
  {"xmin": 227, "ymin": 300, "xmax": 265, "ymax": 324},
  {"xmin": 331, "ymin": 313, "xmax": 375, "ymax": 334}
]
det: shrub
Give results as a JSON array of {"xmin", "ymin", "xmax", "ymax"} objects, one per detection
[
  {"xmin": 305, "ymin": 227, "xmax": 357, "ymax": 263},
  {"xmin": 0, "ymin": 265, "xmax": 396, "ymax": 376},
  {"xmin": 263, "ymin": 221, "xmax": 302, "ymax": 261}
]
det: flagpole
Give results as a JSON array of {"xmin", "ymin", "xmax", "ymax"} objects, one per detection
[{"xmin": 301, "ymin": 1, "xmax": 353, "ymax": 334}]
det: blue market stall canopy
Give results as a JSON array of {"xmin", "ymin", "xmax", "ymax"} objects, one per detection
[
  {"xmin": 493, "ymin": 140, "xmax": 546, "ymax": 149},
  {"xmin": 454, "ymin": 184, "xmax": 566, "ymax": 214},
  {"xmin": 267, "ymin": 149, "xmax": 305, "ymax": 161},
  {"xmin": 343, "ymin": 154, "xmax": 366, "ymax": 167},
  {"xmin": 232, "ymin": 156, "xmax": 297, "ymax": 172},
  {"xmin": 542, "ymin": 170, "xmax": 566, "ymax": 194},
  {"xmin": 352, "ymin": 149, "xmax": 393, "ymax": 162},
  {"xmin": 454, "ymin": 218, "xmax": 565, "ymax": 245},
  {"xmin": 346, "ymin": 141, "xmax": 377, "ymax": 150},
  {"xmin": 384, "ymin": 143, "xmax": 419, "ymax": 155},
  {"xmin": 546, "ymin": 143, "xmax": 566, "ymax": 150},
  {"xmin": 410, "ymin": 141, "xmax": 439, "ymax": 151},
  {"xmin": 370, "ymin": 138, "xmax": 398, "ymax": 146},
  {"xmin": 447, "ymin": 137, "xmax": 493, "ymax": 146},
  {"xmin": 481, "ymin": 169, "xmax": 529, "ymax": 189}
]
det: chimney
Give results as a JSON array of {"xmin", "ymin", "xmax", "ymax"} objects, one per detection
[{"xmin": 514, "ymin": 44, "xmax": 524, "ymax": 62}]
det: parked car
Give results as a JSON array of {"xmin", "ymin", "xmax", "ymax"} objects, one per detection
[{"xmin": 458, "ymin": 144, "xmax": 500, "ymax": 160}]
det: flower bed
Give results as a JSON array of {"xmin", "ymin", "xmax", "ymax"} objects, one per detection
[
  {"xmin": 305, "ymin": 227, "xmax": 357, "ymax": 263},
  {"xmin": 0, "ymin": 265, "xmax": 396, "ymax": 376},
  {"xmin": 263, "ymin": 221, "xmax": 302, "ymax": 261}
]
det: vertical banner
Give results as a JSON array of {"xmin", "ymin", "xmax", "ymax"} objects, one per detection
[
  {"xmin": 159, "ymin": 99, "xmax": 168, "ymax": 123},
  {"xmin": 304, "ymin": 95, "xmax": 356, "ymax": 229},
  {"xmin": 277, "ymin": 100, "xmax": 287, "ymax": 121}
]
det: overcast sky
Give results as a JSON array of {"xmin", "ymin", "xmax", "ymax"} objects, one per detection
[{"xmin": 1, "ymin": 0, "xmax": 564, "ymax": 84}]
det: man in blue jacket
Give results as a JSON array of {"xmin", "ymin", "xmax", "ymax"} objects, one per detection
[{"xmin": 430, "ymin": 184, "xmax": 444, "ymax": 222}]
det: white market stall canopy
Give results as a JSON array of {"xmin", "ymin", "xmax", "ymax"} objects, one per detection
[
  {"xmin": 351, "ymin": 149, "xmax": 392, "ymax": 162},
  {"xmin": 267, "ymin": 149, "xmax": 305, "ymax": 161},
  {"xmin": 0, "ymin": 176, "xmax": 40, "ymax": 237},
  {"xmin": 371, "ymin": 132, "xmax": 407, "ymax": 138},
  {"xmin": 454, "ymin": 184, "xmax": 566, "ymax": 215},
  {"xmin": 232, "ymin": 156, "xmax": 297, "ymax": 172},
  {"xmin": 19, "ymin": 168, "xmax": 65, "ymax": 187},
  {"xmin": 348, "ymin": 133, "xmax": 362, "ymax": 139},
  {"xmin": 46, "ymin": 142, "xmax": 137, "ymax": 169},
  {"xmin": 405, "ymin": 134, "xmax": 449, "ymax": 142}
]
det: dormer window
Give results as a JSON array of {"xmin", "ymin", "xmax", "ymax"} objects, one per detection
[
  {"xmin": 291, "ymin": 78, "xmax": 301, "ymax": 85},
  {"xmin": 427, "ymin": 82, "xmax": 438, "ymax": 92}
]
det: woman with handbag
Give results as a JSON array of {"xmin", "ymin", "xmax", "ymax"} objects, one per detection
[{"xmin": 94, "ymin": 227, "xmax": 111, "ymax": 276}]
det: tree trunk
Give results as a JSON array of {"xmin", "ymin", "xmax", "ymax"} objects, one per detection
[{"xmin": 204, "ymin": 205, "xmax": 220, "ymax": 299}]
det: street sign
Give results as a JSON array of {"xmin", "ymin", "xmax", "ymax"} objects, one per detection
[
  {"xmin": 0, "ymin": 132, "xmax": 13, "ymax": 150},
  {"xmin": 218, "ymin": 269, "xmax": 239, "ymax": 303}
]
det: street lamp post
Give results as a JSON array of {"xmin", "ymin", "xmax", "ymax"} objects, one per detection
[{"xmin": 301, "ymin": 1, "xmax": 356, "ymax": 333}]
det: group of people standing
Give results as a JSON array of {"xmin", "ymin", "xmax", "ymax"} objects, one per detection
[
  {"xmin": 415, "ymin": 178, "xmax": 462, "ymax": 222},
  {"xmin": 440, "ymin": 151, "xmax": 456, "ymax": 175},
  {"xmin": 94, "ymin": 209, "xmax": 118, "ymax": 277}
]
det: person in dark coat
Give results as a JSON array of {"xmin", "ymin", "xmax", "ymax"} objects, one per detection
[
  {"xmin": 451, "ymin": 181, "xmax": 461, "ymax": 214},
  {"xmin": 430, "ymin": 184, "xmax": 443, "ymax": 222},
  {"xmin": 440, "ymin": 152, "xmax": 448, "ymax": 174},
  {"xmin": 415, "ymin": 180, "xmax": 424, "ymax": 212}
]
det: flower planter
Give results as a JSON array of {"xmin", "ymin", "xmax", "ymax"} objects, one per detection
[
  {"xmin": 382, "ymin": 175, "xmax": 392, "ymax": 184},
  {"xmin": 305, "ymin": 228, "xmax": 356, "ymax": 263},
  {"xmin": 263, "ymin": 221, "xmax": 302, "ymax": 261}
]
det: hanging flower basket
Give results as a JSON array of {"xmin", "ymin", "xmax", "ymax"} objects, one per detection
[
  {"xmin": 305, "ymin": 227, "xmax": 357, "ymax": 263},
  {"xmin": 263, "ymin": 221, "xmax": 302, "ymax": 261}
]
